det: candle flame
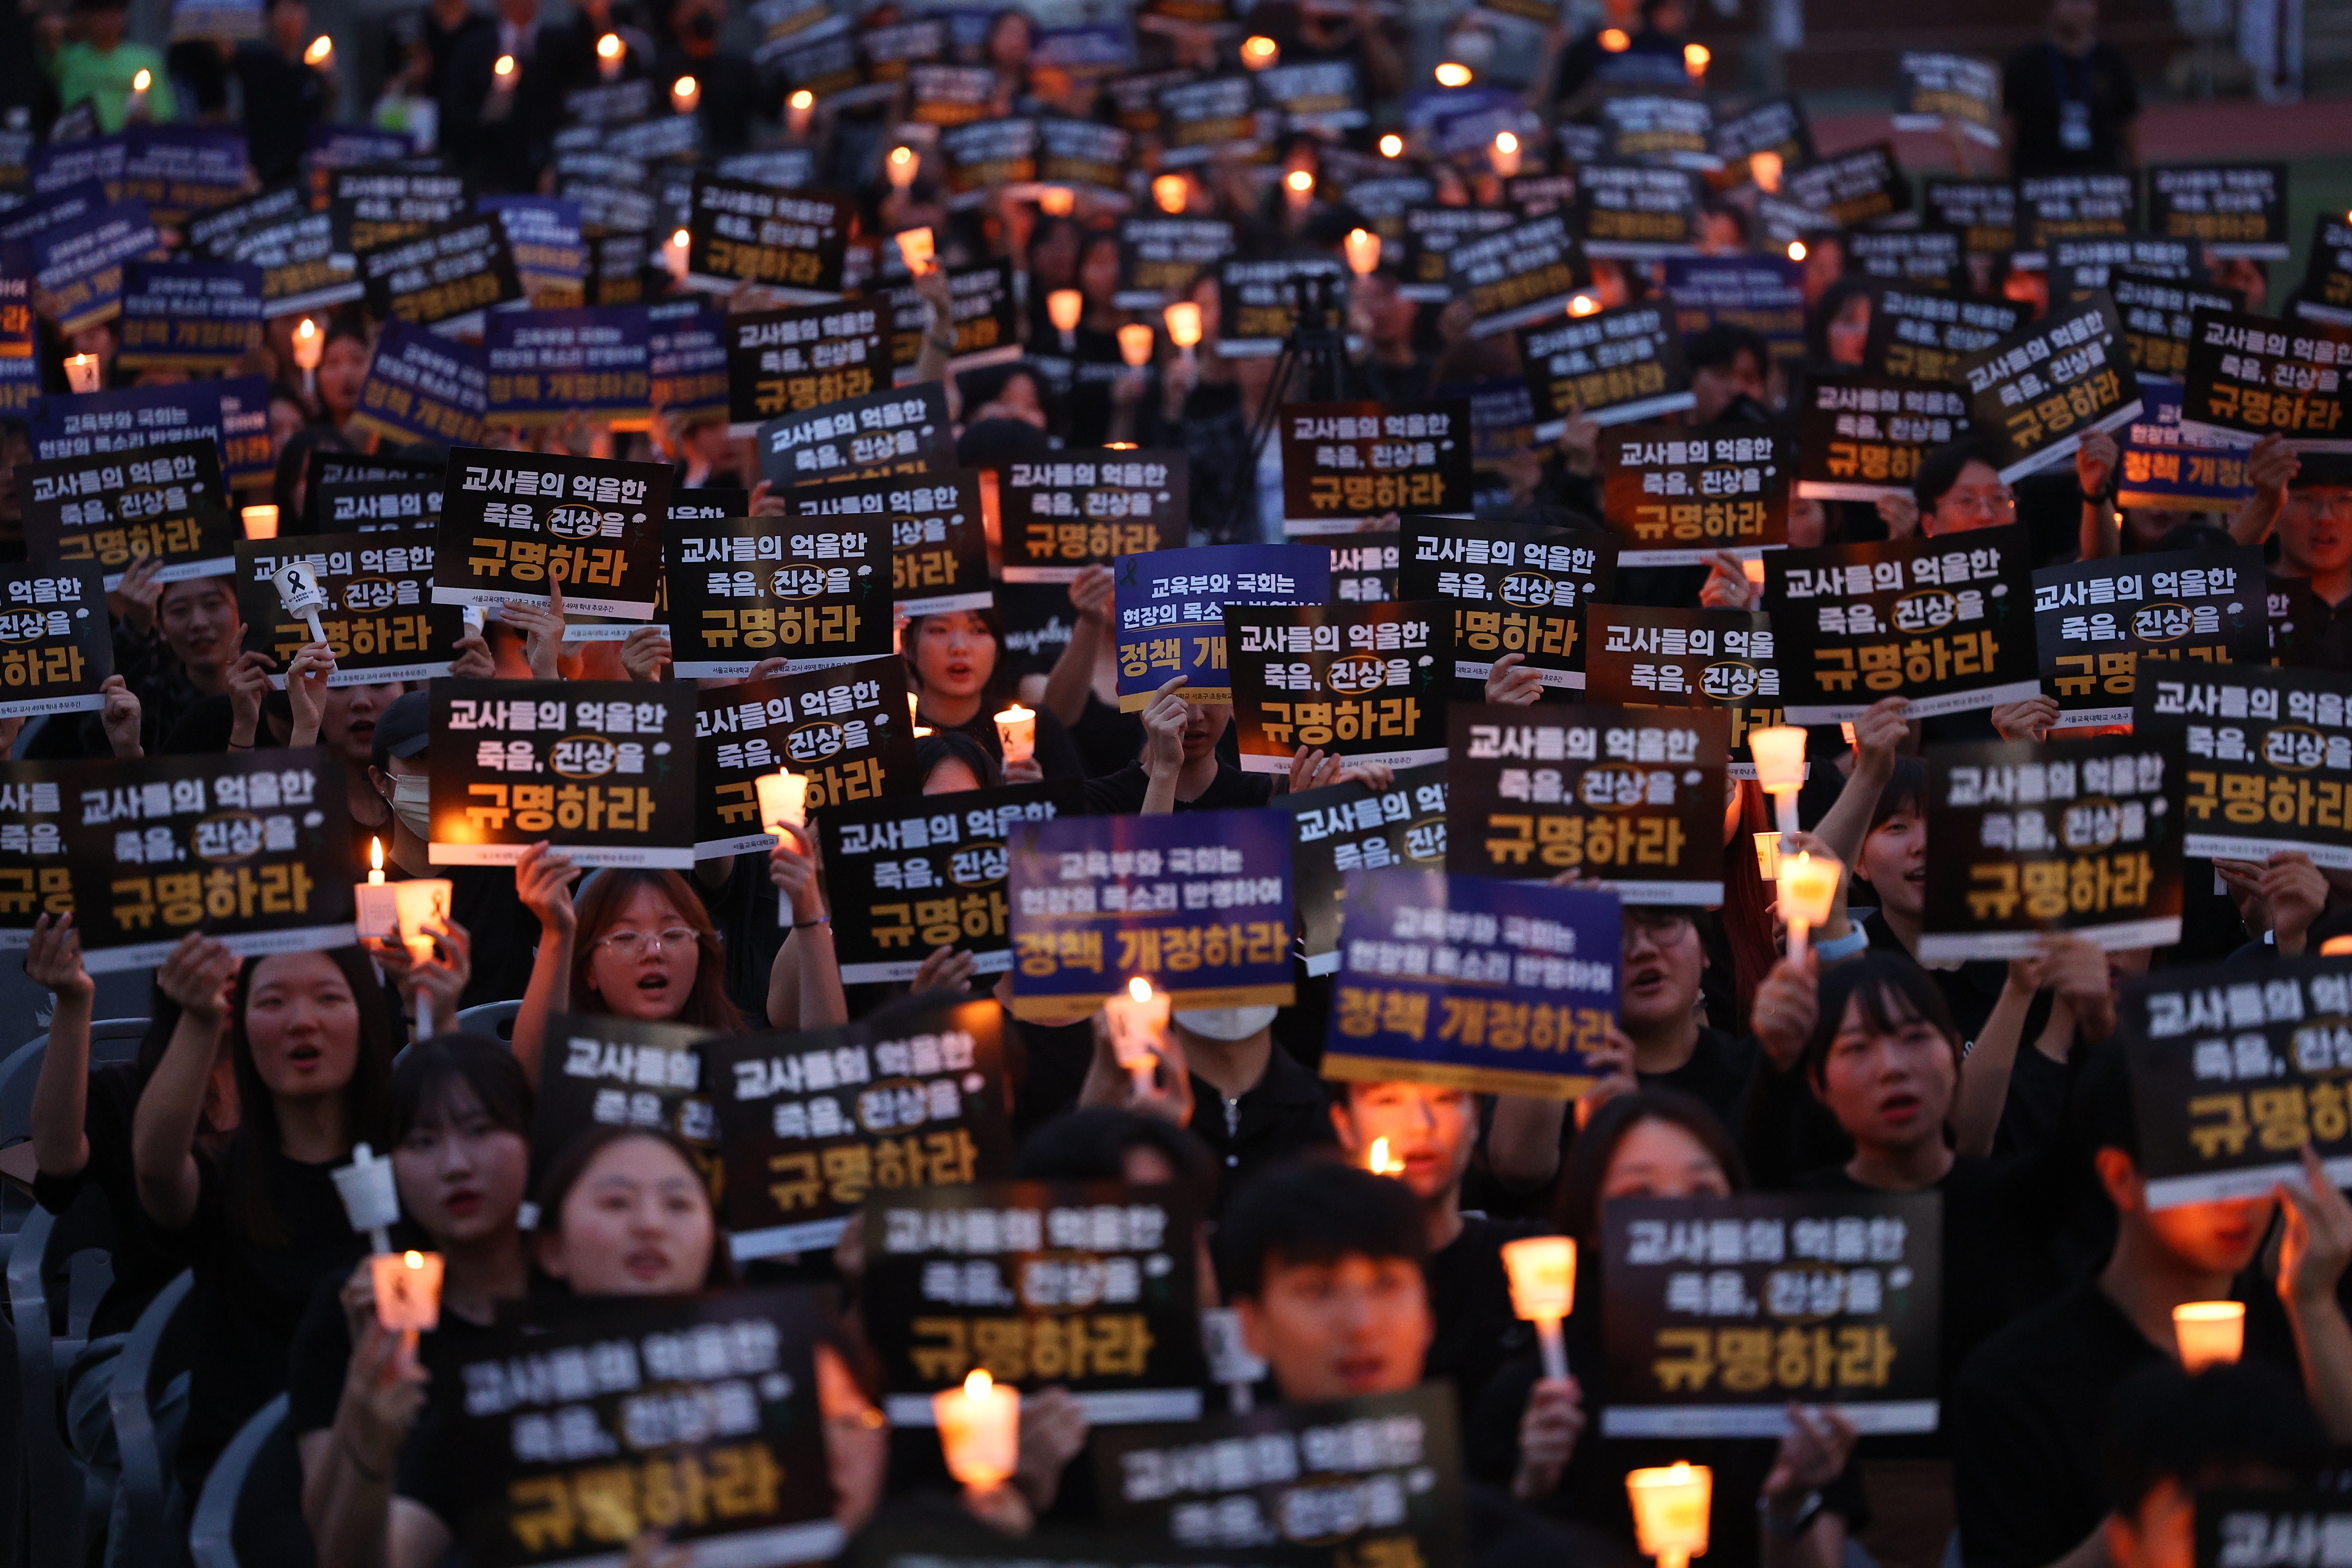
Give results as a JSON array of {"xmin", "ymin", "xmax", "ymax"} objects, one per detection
[
  {"xmin": 963, "ymin": 1369, "xmax": 992, "ymax": 1399},
  {"xmin": 889, "ymin": 145, "xmax": 914, "ymax": 169},
  {"xmin": 1152, "ymin": 174, "xmax": 1186, "ymax": 213},
  {"xmin": 597, "ymin": 32, "xmax": 622, "ymax": 58},
  {"xmin": 1599, "ymin": 28, "xmax": 1629, "ymax": 50},
  {"xmin": 370, "ymin": 837, "xmax": 383, "ymax": 873},
  {"xmin": 1568, "ymin": 293, "xmax": 1599, "ymax": 317},
  {"xmin": 1368, "ymin": 1137, "xmax": 1404, "ymax": 1175},
  {"xmin": 404, "ymin": 1249, "xmax": 424, "ymax": 1268},
  {"xmin": 674, "ymin": 74, "xmax": 696, "ymax": 98},
  {"xmin": 132, "ymin": 69, "xmax": 151, "ymax": 90},
  {"xmin": 1378, "ymin": 133, "xmax": 1403, "ymax": 158},
  {"xmin": 789, "ymin": 89, "xmax": 814, "ymax": 109},
  {"xmin": 1434, "ymin": 61, "xmax": 1471, "ymax": 86},
  {"xmin": 1494, "ymin": 130, "xmax": 1518, "ymax": 155},
  {"xmin": 296, "ymin": 316, "xmax": 318, "ymax": 342},
  {"xmin": 1128, "ymin": 976, "xmax": 1153, "ymax": 1004},
  {"xmin": 1241, "ymin": 34, "xmax": 1278, "ymax": 67},
  {"xmin": 494, "ymin": 54, "xmax": 516, "ymax": 77},
  {"xmin": 305, "ymin": 35, "xmax": 332, "ymax": 64},
  {"xmin": 1668, "ymin": 1461, "xmax": 1691, "ymax": 1482},
  {"xmin": 1285, "ymin": 169, "xmax": 1314, "ymax": 194},
  {"xmin": 1787, "ymin": 240, "xmax": 1808, "ymax": 262},
  {"xmin": 1684, "ymin": 41, "xmax": 1710, "ymax": 72},
  {"xmin": 671, "ymin": 228, "xmax": 690, "ymax": 249}
]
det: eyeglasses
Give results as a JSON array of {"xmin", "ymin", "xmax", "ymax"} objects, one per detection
[
  {"xmin": 594, "ymin": 927, "xmax": 700, "ymax": 961},
  {"xmin": 1945, "ymin": 486, "xmax": 2016, "ymax": 516},
  {"xmin": 1623, "ymin": 910, "xmax": 1695, "ymax": 942}
]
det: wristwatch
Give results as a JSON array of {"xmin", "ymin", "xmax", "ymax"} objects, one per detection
[{"xmin": 1759, "ymin": 1489, "xmax": 1825, "ymax": 1539}]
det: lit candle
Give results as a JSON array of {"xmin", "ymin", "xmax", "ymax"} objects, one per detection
[
  {"xmin": 755, "ymin": 769, "xmax": 808, "ymax": 835},
  {"xmin": 292, "ymin": 315, "xmax": 324, "ymax": 398},
  {"xmin": 1037, "ymin": 185, "xmax": 1074, "ymax": 217},
  {"xmin": 1753, "ymin": 831, "xmax": 1781, "ymax": 881},
  {"xmin": 1788, "ymin": 239, "xmax": 1809, "ymax": 263},
  {"xmin": 1047, "ymin": 288, "xmax": 1082, "ymax": 352},
  {"xmin": 671, "ymin": 74, "xmax": 698, "ymax": 115},
  {"xmin": 787, "ymin": 89, "xmax": 814, "ymax": 137},
  {"xmin": 1684, "ymin": 41, "xmax": 1710, "ymax": 78},
  {"xmin": 994, "ymin": 704, "xmax": 1035, "ymax": 763},
  {"xmin": 1116, "ymin": 324, "xmax": 1154, "ymax": 369},
  {"xmin": 1747, "ymin": 725, "xmax": 1808, "ymax": 835},
  {"xmin": 886, "ymin": 144, "xmax": 918, "ymax": 190},
  {"xmin": 1750, "ymin": 150, "xmax": 1785, "ymax": 194},
  {"xmin": 241, "ymin": 504, "xmax": 279, "ymax": 541},
  {"xmin": 1378, "ymin": 132, "xmax": 1404, "ymax": 158},
  {"xmin": 391, "ymin": 878, "xmax": 453, "ymax": 1034},
  {"xmin": 1741, "ymin": 557, "xmax": 1766, "ymax": 589},
  {"xmin": 666, "ymin": 227, "xmax": 691, "ymax": 283},
  {"xmin": 1283, "ymin": 168, "xmax": 1314, "ymax": 207},
  {"xmin": 1778, "ymin": 850, "xmax": 1842, "ymax": 966},
  {"xmin": 357, "ymin": 837, "xmax": 398, "ymax": 939},
  {"xmin": 274, "ymin": 559, "xmax": 329, "ymax": 646},
  {"xmin": 1152, "ymin": 174, "xmax": 1186, "ymax": 214},
  {"xmin": 368, "ymin": 837, "xmax": 385, "ymax": 887},
  {"xmin": 63, "ymin": 354, "xmax": 100, "ymax": 394},
  {"xmin": 1434, "ymin": 61, "xmax": 1472, "ymax": 87},
  {"xmin": 1343, "ymin": 227, "xmax": 1381, "ymax": 276},
  {"xmin": 1240, "ymin": 34, "xmax": 1278, "ymax": 68},
  {"xmin": 125, "ymin": 68, "xmax": 150, "ymax": 121},
  {"xmin": 1164, "ymin": 301, "xmax": 1202, "ymax": 362},
  {"xmin": 935, "ymin": 1369, "xmax": 1020, "ymax": 1489},
  {"xmin": 2324, "ymin": 935, "xmax": 2352, "ymax": 956},
  {"xmin": 371, "ymin": 1249, "xmax": 443, "ymax": 1334},
  {"xmin": 1626, "ymin": 1463, "xmax": 1712, "ymax": 1568},
  {"xmin": 2173, "ymin": 1301, "xmax": 2245, "ymax": 1371},
  {"xmin": 596, "ymin": 32, "xmax": 623, "ymax": 81},
  {"xmin": 305, "ymin": 34, "xmax": 332, "ymax": 66},
  {"xmin": 907, "ymin": 692, "xmax": 921, "ymax": 729},
  {"xmin": 488, "ymin": 54, "xmax": 517, "ymax": 116},
  {"xmin": 1364, "ymin": 1136, "xmax": 1406, "ymax": 1175},
  {"xmin": 331, "ymin": 1142, "xmax": 402, "ymax": 1253},
  {"xmin": 1489, "ymin": 130, "xmax": 1522, "ymax": 178},
  {"xmin": 1103, "ymin": 976, "xmax": 1170, "ymax": 1096},
  {"xmin": 1567, "ymin": 292, "xmax": 1599, "ymax": 317},
  {"xmin": 894, "ymin": 227, "xmax": 935, "ymax": 275},
  {"xmin": 1501, "ymin": 1236, "xmax": 1577, "ymax": 1381}
]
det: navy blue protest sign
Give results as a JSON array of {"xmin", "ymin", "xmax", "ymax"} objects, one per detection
[
  {"xmin": 28, "ymin": 374, "xmax": 273, "ymax": 495},
  {"xmin": 2116, "ymin": 383, "xmax": 2255, "ymax": 511},
  {"xmin": 646, "ymin": 301, "xmax": 727, "ymax": 421},
  {"xmin": 1112, "ymin": 544, "xmax": 1331, "ymax": 710},
  {"xmin": 481, "ymin": 195, "xmax": 587, "ymax": 307},
  {"xmin": 0, "ymin": 256, "xmax": 35, "ymax": 417},
  {"xmin": 115, "ymin": 260, "xmax": 262, "ymax": 373},
  {"xmin": 32, "ymin": 198, "xmax": 162, "ymax": 334},
  {"xmin": 1007, "ymin": 807, "xmax": 1295, "ymax": 1024},
  {"xmin": 484, "ymin": 306, "xmax": 653, "ymax": 429},
  {"xmin": 1663, "ymin": 255, "xmax": 1806, "ymax": 370},
  {"xmin": 347, "ymin": 320, "xmax": 488, "ymax": 451},
  {"xmin": 117, "ymin": 126, "xmax": 252, "ymax": 225},
  {"xmin": 1322, "ymin": 868, "xmax": 1617, "ymax": 1100}
]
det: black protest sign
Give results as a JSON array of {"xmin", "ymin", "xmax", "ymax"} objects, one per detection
[
  {"xmin": 1599, "ymin": 94, "xmax": 1716, "ymax": 168},
  {"xmin": 1035, "ymin": 117, "xmax": 1130, "ymax": 196},
  {"xmin": 187, "ymin": 181, "xmax": 304, "ymax": 260},
  {"xmin": 357, "ymin": 214, "xmax": 523, "ymax": 331},
  {"xmin": 665, "ymin": 517, "xmax": 893, "ymax": 680},
  {"xmin": 818, "ymin": 782, "xmax": 1086, "ymax": 984},
  {"xmin": 2180, "ymin": 306, "xmax": 2352, "ymax": 452},
  {"xmin": 876, "ymin": 262, "xmax": 1019, "ymax": 379},
  {"xmin": 723, "ymin": 298, "xmax": 887, "ymax": 436},
  {"xmin": 1445, "ymin": 211, "xmax": 1591, "ymax": 335},
  {"xmin": 224, "ymin": 207, "xmax": 360, "ymax": 319},
  {"xmin": 426, "ymin": 680, "xmax": 695, "ymax": 869},
  {"xmin": 1216, "ymin": 257, "xmax": 1347, "ymax": 357},
  {"xmin": 1226, "ymin": 602, "xmax": 1452, "ymax": 774},
  {"xmin": 1445, "ymin": 703, "xmax": 1729, "ymax": 903},
  {"xmin": 1862, "ymin": 285, "xmax": 2026, "ymax": 383},
  {"xmin": 863, "ymin": 1180, "xmax": 1206, "ymax": 1424},
  {"xmin": 1599, "ymin": 1193, "xmax": 1942, "ymax": 1438},
  {"xmin": 1396, "ymin": 205, "xmax": 1511, "ymax": 302},
  {"xmin": 998, "ymin": 449, "xmax": 1188, "ymax": 584},
  {"xmin": 432, "ymin": 448, "xmax": 671, "ymax": 619},
  {"xmin": 1796, "ymin": 373, "xmax": 1972, "ymax": 502},
  {"xmin": 65, "ymin": 746, "xmax": 354, "ymax": 973},
  {"xmin": 1285, "ymin": 762, "xmax": 1447, "ymax": 975},
  {"xmin": 1596, "ymin": 422, "xmax": 1794, "ymax": 565},
  {"xmin": 937, "ymin": 120, "xmax": 1039, "ymax": 209},
  {"xmin": 755, "ymin": 383, "xmax": 955, "ymax": 487},
  {"xmin": 1113, "ymin": 216, "xmax": 1233, "ymax": 309},
  {"xmin": 682, "ymin": 175, "xmax": 848, "ymax": 299},
  {"xmin": 1255, "ymin": 60, "xmax": 1362, "ymax": 135},
  {"xmin": 1893, "ymin": 51, "xmax": 2001, "ymax": 146},
  {"xmin": 2019, "ymin": 172, "xmax": 2137, "ymax": 249},
  {"xmin": 2145, "ymin": 164, "xmax": 2288, "ymax": 259},
  {"xmin": 2136, "ymin": 664, "xmax": 2352, "ymax": 869},
  {"xmin": 328, "ymin": 165, "xmax": 469, "ymax": 254},
  {"xmin": 1586, "ymin": 606, "xmax": 1785, "ymax": 778},
  {"xmin": 1922, "ymin": 178, "xmax": 2020, "ymax": 257},
  {"xmin": 1709, "ymin": 96, "xmax": 1814, "ymax": 191},
  {"xmin": 2120, "ymin": 956, "xmax": 2352, "ymax": 1208},
  {"xmin": 1398, "ymin": 514, "xmax": 1616, "ymax": 694},
  {"xmin": 2045, "ymin": 234, "xmax": 2199, "ymax": 298},
  {"xmin": 0, "ymin": 564, "xmax": 108, "ymax": 717},
  {"xmin": 2105, "ymin": 272, "xmax": 2245, "ymax": 382},
  {"xmin": 1276, "ymin": 400, "xmax": 1473, "ymax": 534},
  {"xmin": 1156, "ymin": 76, "xmax": 1260, "ymax": 166},
  {"xmin": 779, "ymin": 469, "xmax": 990, "ymax": 618},
  {"xmin": 2298, "ymin": 213, "xmax": 2352, "ymax": 327},
  {"xmin": 1517, "ymin": 302, "xmax": 1693, "ymax": 436},
  {"xmin": 0, "ymin": 761, "xmax": 71, "ymax": 946},
  {"xmin": 692, "ymin": 659, "xmax": 920, "ymax": 858},
  {"xmin": 1765, "ymin": 527, "xmax": 2040, "ymax": 724},
  {"xmin": 906, "ymin": 63, "xmax": 994, "ymax": 126},
  {"xmin": 1572, "ymin": 162, "xmax": 1703, "ymax": 261},
  {"xmin": 533, "ymin": 1014, "xmax": 714, "ymax": 1184},
  {"xmin": 439, "ymin": 1288, "xmax": 844, "ymax": 1568},
  {"xmin": 1093, "ymin": 1386, "xmax": 1469, "ymax": 1563},
  {"xmin": 2194, "ymin": 1493, "xmax": 2352, "ymax": 1568},
  {"xmin": 1328, "ymin": 531, "xmax": 1397, "ymax": 604},
  {"xmin": 1920, "ymin": 733, "xmax": 2185, "ymax": 960},
  {"xmin": 1846, "ymin": 228, "xmax": 1965, "ymax": 292},
  {"xmin": 233, "ymin": 533, "xmax": 460, "ymax": 687},
  {"xmin": 2033, "ymin": 547, "xmax": 2268, "ymax": 727},
  {"xmin": 18, "ymin": 436, "xmax": 233, "ymax": 586},
  {"xmin": 1959, "ymin": 293, "xmax": 2144, "ymax": 481},
  {"xmin": 712, "ymin": 999, "xmax": 1015, "ymax": 1259},
  {"xmin": 311, "ymin": 475, "xmax": 443, "ymax": 534},
  {"xmin": 1783, "ymin": 143, "xmax": 1907, "ymax": 228}
]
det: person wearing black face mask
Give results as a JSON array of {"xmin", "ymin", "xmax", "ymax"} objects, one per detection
[{"xmin": 655, "ymin": 0, "xmax": 759, "ymax": 153}]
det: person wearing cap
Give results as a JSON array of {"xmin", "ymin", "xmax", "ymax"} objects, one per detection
[{"xmin": 365, "ymin": 690, "xmax": 539, "ymax": 1012}]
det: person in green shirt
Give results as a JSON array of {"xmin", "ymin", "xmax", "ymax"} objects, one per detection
[{"xmin": 48, "ymin": 0, "xmax": 175, "ymax": 131}]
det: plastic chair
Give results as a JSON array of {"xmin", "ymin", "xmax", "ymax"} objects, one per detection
[
  {"xmin": 109, "ymin": 1270, "xmax": 194, "ymax": 1568},
  {"xmin": 8, "ymin": 1188, "xmax": 115, "ymax": 1568},
  {"xmin": 0, "ymin": 1020, "xmax": 152, "ymax": 1145},
  {"xmin": 454, "ymin": 999, "xmax": 522, "ymax": 1042},
  {"xmin": 188, "ymin": 1394, "xmax": 289, "ymax": 1568}
]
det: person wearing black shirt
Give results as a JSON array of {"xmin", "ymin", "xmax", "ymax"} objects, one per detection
[
  {"xmin": 229, "ymin": 0, "xmax": 335, "ymax": 185},
  {"xmin": 2001, "ymin": 0, "xmax": 2141, "ymax": 178},
  {"xmin": 1040, "ymin": 564, "xmax": 1147, "ymax": 779},
  {"xmin": 906, "ymin": 607, "xmax": 1087, "ymax": 783},
  {"xmin": 1350, "ymin": 269, "xmax": 1434, "ymax": 406},
  {"xmin": 1329, "ymin": 1079, "xmax": 1548, "ymax": 1423},
  {"xmin": 1081, "ymin": 684, "xmax": 1278, "ymax": 815},
  {"xmin": 439, "ymin": 0, "xmax": 568, "ymax": 193}
]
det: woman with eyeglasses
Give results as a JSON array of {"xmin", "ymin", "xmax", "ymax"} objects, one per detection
[{"xmin": 508, "ymin": 855, "xmax": 847, "ymax": 1079}]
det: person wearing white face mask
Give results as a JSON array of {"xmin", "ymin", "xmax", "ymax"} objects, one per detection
[
  {"xmin": 1077, "ymin": 1000, "xmax": 1334, "ymax": 1212},
  {"xmin": 364, "ymin": 691, "xmax": 540, "ymax": 1012}
]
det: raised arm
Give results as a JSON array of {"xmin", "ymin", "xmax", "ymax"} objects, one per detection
[
  {"xmin": 2277, "ymin": 1144, "xmax": 2352, "ymax": 1443},
  {"xmin": 766, "ymin": 824, "xmax": 846, "ymax": 1031},
  {"xmin": 1811, "ymin": 697, "xmax": 1908, "ymax": 870},
  {"xmin": 26, "ymin": 914, "xmax": 96, "ymax": 1181},
  {"xmin": 1041, "ymin": 566, "xmax": 1115, "ymax": 727},
  {"xmin": 1953, "ymin": 959, "xmax": 2039, "ymax": 1159},
  {"xmin": 509, "ymin": 841, "xmax": 581, "ymax": 1086},
  {"xmin": 2076, "ymin": 431, "xmax": 2121, "ymax": 561},
  {"xmin": 2231, "ymin": 436, "xmax": 2299, "ymax": 547},
  {"xmin": 1137, "ymin": 678, "xmax": 1188, "ymax": 816},
  {"xmin": 130, "ymin": 935, "xmax": 241, "ymax": 1232}
]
